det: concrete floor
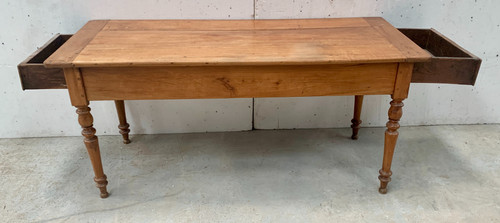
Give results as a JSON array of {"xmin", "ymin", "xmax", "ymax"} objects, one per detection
[{"xmin": 1, "ymin": 125, "xmax": 500, "ymax": 222}]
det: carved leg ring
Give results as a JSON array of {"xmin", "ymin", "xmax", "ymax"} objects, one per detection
[
  {"xmin": 351, "ymin": 95, "xmax": 364, "ymax": 140},
  {"xmin": 114, "ymin": 100, "xmax": 131, "ymax": 144},
  {"xmin": 77, "ymin": 106, "xmax": 109, "ymax": 198},
  {"xmin": 378, "ymin": 99, "xmax": 403, "ymax": 194}
]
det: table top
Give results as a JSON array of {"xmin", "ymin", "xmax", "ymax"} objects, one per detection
[{"xmin": 44, "ymin": 17, "xmax": 431, "ymax": 68}]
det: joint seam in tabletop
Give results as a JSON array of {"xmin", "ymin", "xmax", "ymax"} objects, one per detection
[
  {"xmin": 54, "ymin": 18, "xmax": 431, "ymax": 68},
  {"xmin": 364, "ymin": 17, "xmax": 432, "ymax": 63},
  {"xmin": 101, "ymin": 18, "xmax": 372, "ymax": 31},
  {"xmin": 44, "ymin": 20, "xmax": 109, "ymax": 68}
]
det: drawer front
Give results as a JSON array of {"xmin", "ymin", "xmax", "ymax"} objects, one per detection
[
  {"xmin": 399, "ymin": 28, "xmax": 481, "ymax": 85},
  {"xmin": 18, "ymin": 34, "xmax": 72, "ymax": 90},
  {"xmin": 81, "ymin": 63, "xmax": 398, "ymax": 100}
]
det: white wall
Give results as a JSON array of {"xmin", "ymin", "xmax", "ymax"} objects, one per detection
[{"xmin": 0, "ymin": 0, "xmax": 499, "ymax": 138}]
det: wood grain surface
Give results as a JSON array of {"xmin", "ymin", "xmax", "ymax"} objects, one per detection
[
  {"xmin": 44, "ymin": 20, "xmax": 108, "ymax": 68},
  {"xmin": 81, "ymin": 63, "xmax": 398, "ymax": 100},
  {"xmin": 44, "ymin": 18, "xmax": 430, "ymax": 68},
  {"xmin": 63, "ymin": 68, "xmax": 88, "ymax": 106}
]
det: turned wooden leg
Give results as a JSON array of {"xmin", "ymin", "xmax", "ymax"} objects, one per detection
[
  {"xmin": 114, "ymin": 100, "xmax": 131, "ymax": 144},
  {"xmin": 378, "ymin": 99, "xmax": 404, "ymax": 194},
  {"xmin": 351, "ymin": 95, "xmax": 364, "ymax": 140},
  {"xmin": 76, "ymin": 106, "xmax": 109, "ymax": 198}
]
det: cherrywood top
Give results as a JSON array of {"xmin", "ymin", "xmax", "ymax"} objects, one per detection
[{"xmin": 44, "ymin": 17, "xmax": 431, "ymax": 68}]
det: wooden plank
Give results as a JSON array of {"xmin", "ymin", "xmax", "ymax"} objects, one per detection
[
  {"xmin": 365, "ymin": 17, "xmax": 431, "ymax": 63},
  {"xmin": 44, "ymin": 20, "xmax": 108, "ymax": 68},
  {"xmin": 73, "ymin": 26, "xmax": 408, "ymax": 67},
  {"xmin": 392, "ymin": 63, "xmax": 414, "ymax": 99},
  {"xmin": 102, "ymin": 18, "xmax": 371, "ymax": 31},
  {"xmin": 412, "ymin": 58, "xmax": 480, "ymax": 85},
  {"xmin": 427, "ymin": 28, "xmax": 479, "ymax": 58},
  {"xmin": 81, "ymin": 63, "xmax": 398, "ymax": 100},
  {"xmin": 41, "ymin": 18, "xmax": 430, "ymax": 68},
  {"xmin": 64, "ymin": 68, "xmax": 88, "ymax": 106},
  {"xmin": 18, "ymin": 65, "xmax": 66, "ymax": 89}
]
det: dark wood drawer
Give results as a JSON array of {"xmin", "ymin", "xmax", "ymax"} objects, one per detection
[
  {"xmin": 399, "ymin": 28, "xmax": 481, "ymax": 85},
  {"xmin": 18, "ymin": 34, "xmax": 72, "ymax": 90}
]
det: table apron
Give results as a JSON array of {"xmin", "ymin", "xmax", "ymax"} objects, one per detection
[{"xmin": 80, "ymin": 63, "xmax": 398, "ymax": 100}]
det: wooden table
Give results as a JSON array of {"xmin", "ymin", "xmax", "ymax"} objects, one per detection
[{"xmin": 18, "ymin": 18, "xmax": 481, "ymax": 198}]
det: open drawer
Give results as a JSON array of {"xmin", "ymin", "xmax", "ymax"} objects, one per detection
[
  {"xmin": 18, "ymin": 29, "xmax": 481, "ymax": 90},
  {"xmin": 398, "ymin": 28, "xmax": 481, "ymax": 85},
  {"xmin": 18, "ymin": 34, "xmax": 72, "ymax": 90}
]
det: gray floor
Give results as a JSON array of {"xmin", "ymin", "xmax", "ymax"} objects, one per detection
[{"xmin": 1, "ymin": 125, "xmax": 500, "ymax": 222}]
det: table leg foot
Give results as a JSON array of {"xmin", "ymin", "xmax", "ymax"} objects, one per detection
[
  {"xmin": 95, "ymin": 175, "xmax": 110, "ymax": 198},
  {"xmin": 77, "ymin": 105, "xmax": 110, "ymax": 198},
  {"xmin": 378, "ymin": 169, "xmax": 392, "ymax": 194},
  {"xmin": 351, "ymin": 95, "xmax": 364, "ymax": 140},
  {"xmin": 115, "ymin": 100, "xmax": 131, "ymax": 144},
  {"xmin": 119, "ymin": 124, "xmax": 131, "ymax": 144},
  {"xmin": 378, "ymin": 99, "xmax": 403, "ymax": 194},
  {"xmin": 378, "ymin": 188, "xmax": 387, "ymax": 194},
  {"xmin": 350, "ymin": 119, "xmax": 361, "ymax": 140}
]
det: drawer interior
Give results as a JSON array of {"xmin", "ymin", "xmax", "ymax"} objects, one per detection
[
  {"xmin": 399, "ymin": 28, "xmax": 481, "ymax": 85},
  {"xmin": 18, "ymin": 34, "xmax": 72, "ymax": 90}
]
